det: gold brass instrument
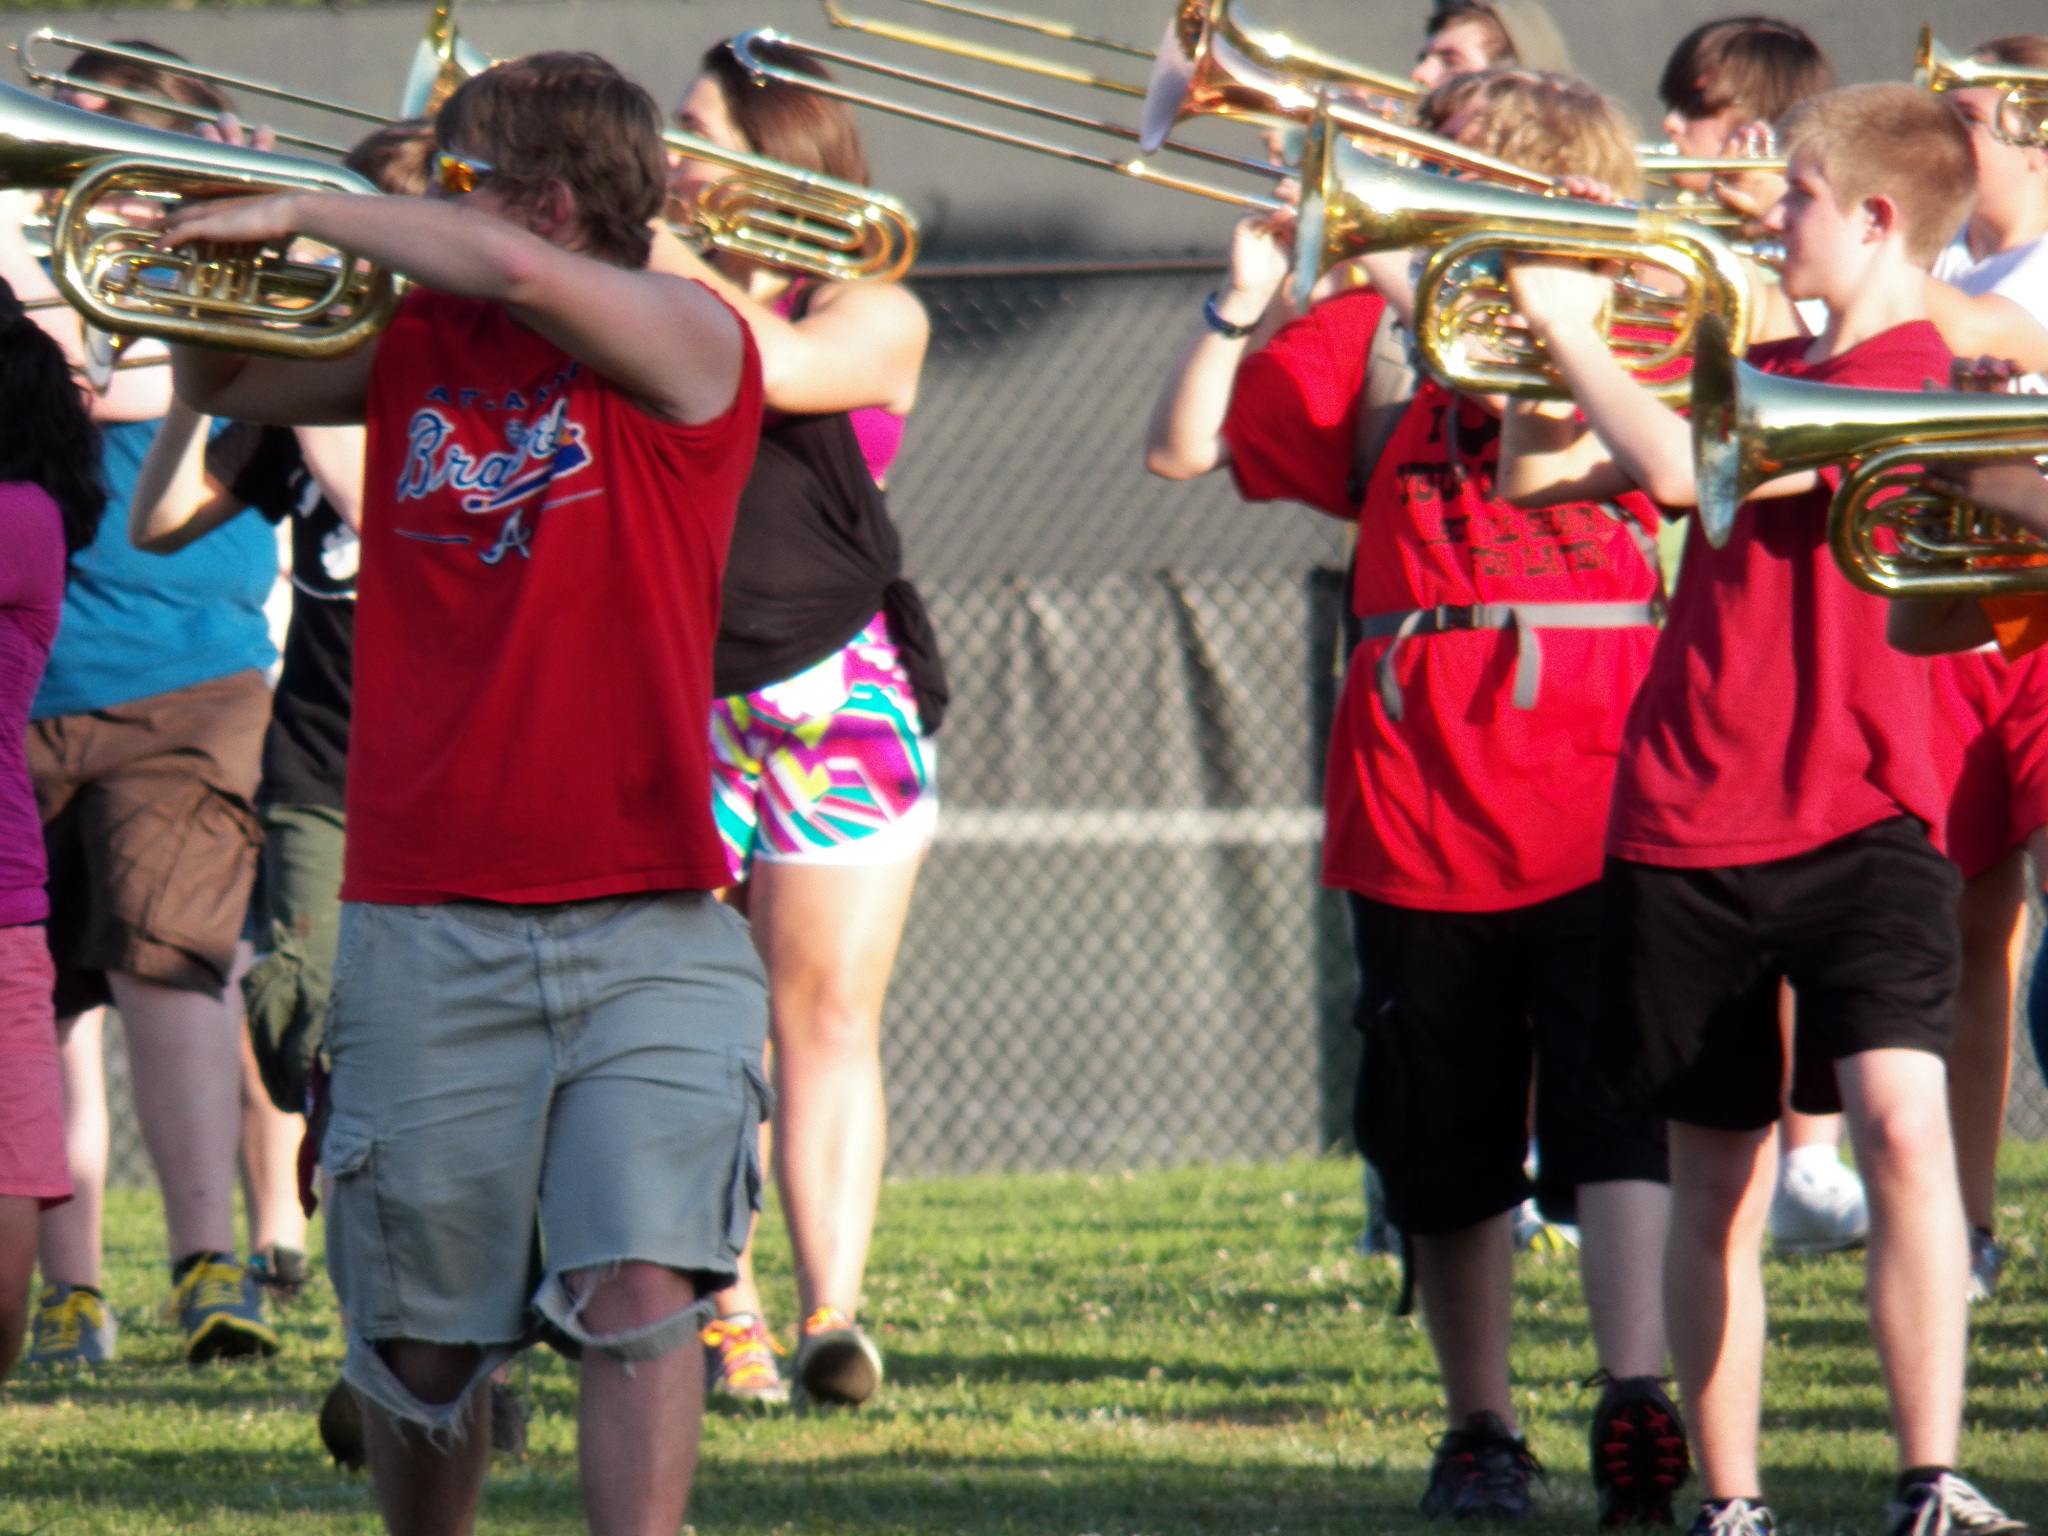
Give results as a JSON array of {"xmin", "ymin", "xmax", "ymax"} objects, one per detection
[
  {"xmin": 16, "ymin": 29, "xmax": 392, "ymax": 157},
  {"xmin": 1296, "ymin": 125, "xmax": 1753, "ymax": 401},
  {"xmin": 1691, "ymin": 313, "xmax": 2048, "ymax": 593},
  {"xmin": 1918, "ymin": 26, "xmax": 2048, "ymax": 149},
  {"xmin": 0, "ymin": 80, "xmax": 398, "ymax": 357},
  {"xmin": 410, "ymin": 0, "xmax": 921, "ymax": 282},
  {"xmin": 20, "ymin": 293, "xmax": 155, "ymax": 392},
  {"xmin": 815, "ymin": 0, "xmax": 1536, "ymax": 186}
]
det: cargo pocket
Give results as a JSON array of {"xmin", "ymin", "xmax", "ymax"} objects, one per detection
[
  {"xmin": 721, "ymin": 1055, "xmax": 774, "ymax": 1260},
  {"xmin": 319, "ymin": 1112, "xmax": 394, "ymax": 1333}
]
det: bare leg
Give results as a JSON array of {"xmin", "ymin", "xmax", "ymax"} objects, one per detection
[
  {"xmin": 745, "ymin": 857, "xmax": 921, "ymax": 1318},
  {"xmin": 1837, "ymin": 1049, "xmax": 1968, "ymax": 1469},
  {"xmin": 1666, "ymin": 1121, "xmax": 1776, "ymax": 1500},
  {"xmin": 1948, "ymin": 852, "xmax": 2025, "ymax": 1233},
  {"xmin": 0, "ymin": 1194, "xmax": 36, "ymax": 1380},
  {"xmin": 1412, "ymin": 1211, "xmax": 1517, "ymax": 1429},
  {"xmin": 110, "ymin": 972, "xmax": 241, "ymax": 1262},
  {"xmin": 1577, "ymin": 1179, "xmax": 1671, "ymax": 1379},
  {"xmin": 573, "ymin": 1263, "xmax": 707, "ymax": 1536},
  {"xmin": 37, "ymin": 1009, "xmax": 106, "ymax": 1288},
  {"xmin": 1779, "ymin": 1108, "xmax": 1844, "ymax": 1153},
  {"xmin": 363, "ymin": 1342, "xmax": 490, "ymax": 1536}
]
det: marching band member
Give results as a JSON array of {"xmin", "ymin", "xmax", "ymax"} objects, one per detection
[
  {"xmin": 167, "ymin": 52, "xmax": 766, "ymax": 1535},
  {"xmin": 1502, "ymin": 82, "xmax": 2027, "ymax": 1536},
  {"xmin": 1148, "ymin": 70, "xmax": 1687, "ymax": 1528},
  {"xmin": 653, "ymin": 36, "xmax": 942, "ymax": 1412}
]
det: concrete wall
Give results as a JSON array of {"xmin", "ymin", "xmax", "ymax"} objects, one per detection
[{"xmin": 5, "ymin": 0, "xmax": 2039, "ymax": 258}]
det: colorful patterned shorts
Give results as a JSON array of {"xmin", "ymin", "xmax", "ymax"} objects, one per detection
[{"xmin": 711, "ymin": 613, "xmax": 938, "ymax": 882}]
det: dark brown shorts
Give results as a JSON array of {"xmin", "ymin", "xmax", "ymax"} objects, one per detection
[{"xmin": 30, "ymin": 670, "xmax": 271, "ymax": 1017}]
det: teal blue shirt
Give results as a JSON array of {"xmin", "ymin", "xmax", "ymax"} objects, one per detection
[{"xmin": 32, "ymin": 417, "xmax": 277, "ymax": 720}]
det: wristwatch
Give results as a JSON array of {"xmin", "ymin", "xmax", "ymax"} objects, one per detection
[{"xmin": 1202, "ymin": 291, "xmax": 1258, "ymax": 340}]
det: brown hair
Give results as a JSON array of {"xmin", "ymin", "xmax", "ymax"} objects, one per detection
[
  {"xmin": 1780, "ymin": 83, "xmax": 1975, "ymax": 267},
  {"xmin": 699, "ymin": 37, "xmax": 869, "ymax": 185},
  {"xmin": 1426, "ymin": 69, "xmax": 1643, "ymax": 198},
  {"xmin": 62, "ymin": 40, "xmax": 227, "ymax": 132},
  {"xmin": 436, "ymin": 52, "xmax": 667, "ymax": 269},
  {"xmin": 1426, "ymin": 4, "xmax": 1512, "ymax": 61},
  {"xmin": 1974, "ymin": 35, "xmax": 2048, "ymax": 70},
  {"xmin": 346, "ymin": 120, "xmax": 435, "ymax": 198},
  {"xmin": 1659, "ymin": 17, "xmax": 1832, "ymax": 127}
]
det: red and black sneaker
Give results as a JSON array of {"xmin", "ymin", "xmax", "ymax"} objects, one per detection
[
  {"xmin": 1589, "ymin": 1372, "xmax": 1693, "ymax": 1526},
  {"xmin": 1421, "ymin": 1410, "xmax": 1544, "ymax": 1520}
]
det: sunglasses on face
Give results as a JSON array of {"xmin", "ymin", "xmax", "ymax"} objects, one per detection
[{"xmin": 434, "ymin": 150, "xmax": 496, "ymax": 196}]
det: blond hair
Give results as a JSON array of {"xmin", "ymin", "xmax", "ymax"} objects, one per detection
[
  {"xmin": 1780, "ymin": 82, "xmax": 1974, "ymax": 268},
  {"xmin": 1424, "ymin": 69, "xmax": 1642, "ymax": 199}
]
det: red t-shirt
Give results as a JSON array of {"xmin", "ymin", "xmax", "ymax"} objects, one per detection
[
  {"xmin": 1928, "ymin": 646, "xmax": 2048, "ymax": 879},
  {"xmin": 1607, "ymin": 321, "xmax": 1953, "ymax": 868},
  {"xmin": 343, "ymin": 287, "xmax": 764, "ymax": 904},
  {"xmin": 1225, "ymin": 288, "xmax": 1662, "ymax": 912}
]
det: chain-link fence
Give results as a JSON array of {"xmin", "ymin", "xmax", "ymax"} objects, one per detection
[{"xmin": 104, "ymin": 262, "xmax": 2048, "ymax": 1186}]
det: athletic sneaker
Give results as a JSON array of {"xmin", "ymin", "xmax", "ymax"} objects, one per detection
[
  {"xmin": 1588, "ymin": 1371, "xmax": 1692, "ymax": 1526},
  {"xmin": 1420, "ymin": 1410, "xmax": 1543, "ymax": 1520},
  {"xmin": 1967, "ymin": 1229, "xmax": 2007, "ymax": 1304},
  {"xmin": 793, "ymin": 1306, "xmax": 882, "ymax": 1408},
  {"xmin": 1885, "ymin": 1473, "xmax": 2032, "ymax": 1536},
  {"xmin": 1511, "ymin": 1199, "xmax": 1579, "ymax": 1255},
  {"xmin": 248, "ymin": 1244, "xmax": 310, "ymax": 1305},
  {"xmin": 702, "ymin": 1312, "xmax": 789, "ymax": 1409},
  {"xmin": 1686, "ymin": 1499, "xmax": 1776, "ymax": 1536},
  {"xmin": 24, "ymin": 1282, "xmax": 117, "ymax": 1368},
  {"xmin": 1769, "ymin": 1147, "xmax": 1868, "ymax": 1254},
  {"xmin": 166, "ymin": 1253, "xmax": 279, "ymax": 1363}
]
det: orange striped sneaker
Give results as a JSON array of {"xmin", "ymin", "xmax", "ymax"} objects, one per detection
[
  {"xmin": 793, "ymin": 1306, "xmax": 882, "ymax": 1409},
  {"xmin": 701, "ymin": 1312, "xmax": 788, "ymax": 1409}
]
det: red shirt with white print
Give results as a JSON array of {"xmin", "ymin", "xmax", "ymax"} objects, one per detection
[
  {"xmin": 1224, "ymin": 288, "xmax": 1663, "ymax": 912},
  {"xmin": 1607, "ymin": 322, "xmax": 1953, "ymax": 868},
  {"xmin": 344, "ymin": 286, "xmax": 763, "ymax": 904}
]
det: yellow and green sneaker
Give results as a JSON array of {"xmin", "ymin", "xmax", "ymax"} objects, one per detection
[
  {"xmin": 26, "ymin": 1282, "xmax": 117, "ymax": 1368},
  {"xmin": 165, "ymin": 1253, "xmax": 279, "ymax": 1364}
]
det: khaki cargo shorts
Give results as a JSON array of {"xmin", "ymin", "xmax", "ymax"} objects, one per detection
[{"xmin": 321, "ymin": 889, "xmax": 769, "ymax": 1430}]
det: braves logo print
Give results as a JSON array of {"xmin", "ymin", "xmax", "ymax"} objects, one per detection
[{"xmin": 396, "ymin": 397, "xmax": 595, "ymax": 564}]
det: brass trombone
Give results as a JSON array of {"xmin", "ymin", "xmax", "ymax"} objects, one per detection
[
  {"xmin": 0, "ymin": 80, "xmax": 398, "ymax": 358},
  {"xmin": 412, "ymin": 0, "xmax": 923, "ymax": 282},
  {"xmin": 1690, "ymin": 313, "xmax": 2048, "ymax": 593},
  {"xmin": 1917, "ymin": 26, "xmax": 2048, "ymax": 149},
  {"xmin": 15, "ymin": 28, "xmax": 392, "ymax": 157}
]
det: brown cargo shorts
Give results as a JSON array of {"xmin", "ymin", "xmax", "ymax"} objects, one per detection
[{"xmin": 29, "ymin": 670, "xmax": 271, "ymax": 1017}]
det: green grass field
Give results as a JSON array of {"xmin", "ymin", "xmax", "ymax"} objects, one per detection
[{"xmin": 2, "ymin": 1147, "xmax": 2044, "ymax": 1535}]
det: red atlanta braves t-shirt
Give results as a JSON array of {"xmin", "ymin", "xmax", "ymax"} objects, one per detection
[
  {"xmin": 1607, "ymin": 321, "xmax": 1952, "ymax": 868},
  {"xmin": 344, "ymin": 286, "xmax": 763, "ymax": 904},
  {"xmin": 1224, "ymin": 288, "xmax": 1662, "ymax": 912}
]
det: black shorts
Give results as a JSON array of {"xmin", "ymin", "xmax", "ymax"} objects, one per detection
[
  {"xmin": 1597, "ymin": 816, "xmax": 1960, "ymax": 1133},
  {"xmin": 1348, "ymin": 884, "xmax": 1668, "ymax": 1236}
]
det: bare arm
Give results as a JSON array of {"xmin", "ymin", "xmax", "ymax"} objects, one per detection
[
  {"xmin": 1925, "ymin": 281, "xmax": 2048, "ymax": 373},
  {"xmin": 165, "ymin": 192, "xmax": 746, "ymax": 426},
  {"xmin": 1144, "ymin": 211, "xmax": 1294, "ymax": 481},
  {"xmin": 647, "ymin": 229, "xmax": 926, "ymax": 415},
  {"xmin": 129, "ymin": 401, "xmax": 249, "ymax": 554},
  {"xmin": 1498, "ymin": 397, "xmax": 1641, "ymax": 507},
  {"xmin": 293, "ymin": 426, "xmax": 366, "ymax": 532},
  {"xmin": 1886, "ymin": 597, "xmax": 1995, "ymax": 655}
]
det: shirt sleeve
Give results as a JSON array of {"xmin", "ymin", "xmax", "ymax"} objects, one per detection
[
  {"xmin": 0, "ymin": 486, "xmax": 67, "ymax": 612},
  {"xmin": 205, "ymin": 424, "xmax": 300, "ymax": 525},
  {"xmin": 1221, "ymin": 290, "xmax": 1383, "ymax": 520}
]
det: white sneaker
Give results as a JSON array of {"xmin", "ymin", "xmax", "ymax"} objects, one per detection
[
  {"xmin": 1770, "ymin": 1146, "xmax": 1869, "ymax": 1254},
  {"xmin": 1511, "ymin": 1198, "xmax": 1579, "ymax": 1253}
]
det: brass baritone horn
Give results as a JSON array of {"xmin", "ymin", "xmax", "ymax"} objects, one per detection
[
  {"xmin": 1690, "ymin": 313, "xmax": 2048, "ymax": 594},
  {"xmin": 1917, "ymin": 25, "xmax": 2048, "ymax": 149},
  {"xmin": 1300, "ymin": 127, "xmax": 1753, "ymax": 400},
  {"xmin": 0, "ymin": 80, "xmax": 398, "ymax": 358}
]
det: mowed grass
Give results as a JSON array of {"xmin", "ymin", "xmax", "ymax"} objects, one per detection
[{"xmin": 2, "ymin": 1147, "xmax": 2045, "ymax": 1536}]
